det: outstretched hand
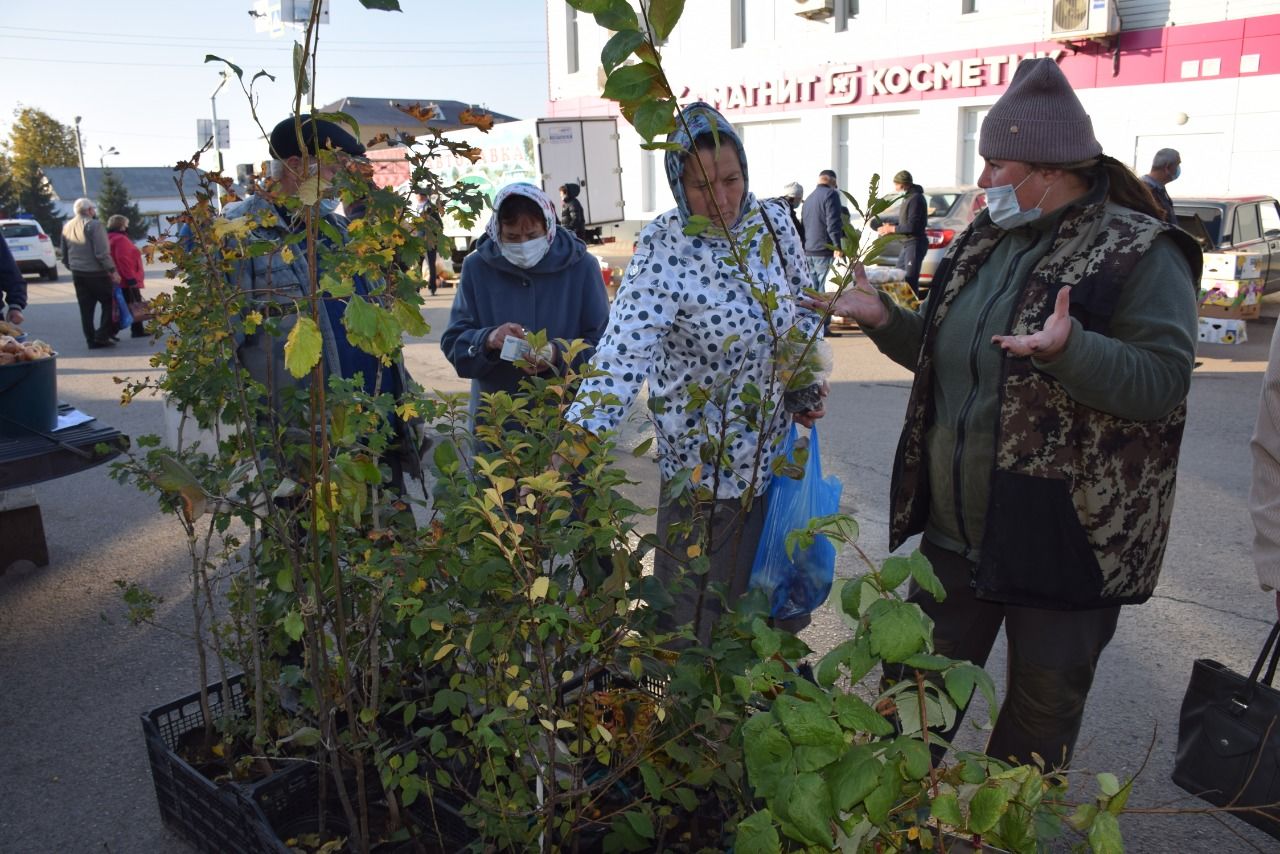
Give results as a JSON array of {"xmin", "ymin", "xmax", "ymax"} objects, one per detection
[
  {"xmin": 991, "ymin": 286, "xmax": 1073, "ymax": 361},
  {"xmin": 799, "ymin": 263, "xmax": 889, "ymax": 330}
]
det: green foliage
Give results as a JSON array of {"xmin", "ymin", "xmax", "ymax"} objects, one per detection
[
  {"xmin": 108, "ymin": 3, "xmax": 1132, "ymax": 853},
  {"xmin": 4, "ymin": 106, "xmax": 78, "ymax": 172},
  {"xmin": 96, "ymin": 169, "xmax": 147, "ymax": 239}
]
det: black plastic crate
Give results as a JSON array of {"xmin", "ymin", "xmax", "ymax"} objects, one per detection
[{"xmin": 141, "ymin": 675, "xmax": 264, "ymax": 854}]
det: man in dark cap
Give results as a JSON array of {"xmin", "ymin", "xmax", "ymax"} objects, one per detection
[
  {"xmin": 878, "ymin": 169, "xmax": 928, "ymax": 296},
  {"xmin": 223, "ymin": 114, "xmax": 422, "ymax": 490}
]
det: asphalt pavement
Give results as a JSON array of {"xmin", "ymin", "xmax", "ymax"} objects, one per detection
[{"xmin": 1, "ymin": 265, "xmax": 1278, "ymax": 851}]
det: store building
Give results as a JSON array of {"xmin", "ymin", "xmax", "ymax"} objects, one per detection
[{"xmin": 545, "ymin": 0, "xmax": 1280, "ymax": 244}]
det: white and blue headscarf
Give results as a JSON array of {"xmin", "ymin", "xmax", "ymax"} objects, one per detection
[{"xmin": 663, "ymin": 101, "xmax": 751, "ymax": 229}]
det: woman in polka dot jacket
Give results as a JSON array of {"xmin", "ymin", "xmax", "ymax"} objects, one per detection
[{"xmin": 568, "ymin": 102, "xmax": 826, "ymax": 644}]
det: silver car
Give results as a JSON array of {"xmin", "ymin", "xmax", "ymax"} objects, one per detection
[
  {"xmin": 870, "ymin": 186, "xmax": 987, "ymax": 287},
  {"xmin": 1, "ymin": 218, "xmax": 60, "ymax": 281}
]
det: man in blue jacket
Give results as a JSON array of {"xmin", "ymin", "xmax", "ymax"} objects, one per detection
[{"xmin": 802, "ymin": 170, "xmax": 845, "ymax": 334}]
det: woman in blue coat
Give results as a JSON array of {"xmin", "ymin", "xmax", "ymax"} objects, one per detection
[{"xmin": 441, "ymin": 182, "xmax": 610, "ymax": 425}]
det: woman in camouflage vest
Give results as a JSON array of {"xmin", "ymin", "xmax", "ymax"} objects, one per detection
[{"xmin": 811, "ymin": 59, "xmax": 1201, "ymax": 769}]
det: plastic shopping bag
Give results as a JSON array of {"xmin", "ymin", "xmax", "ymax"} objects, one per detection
[
  {"xmin": 113, "ymin": 287, "xmax": 133, "ymax": 330},
  {"xmin": 748, "ymin": 423, "xmax": 843, "ymax": 620}
]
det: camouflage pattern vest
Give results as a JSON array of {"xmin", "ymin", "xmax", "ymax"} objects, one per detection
[{"xmin": 889, "ymin": 184, "xmax": 1202, "ymax": 609}]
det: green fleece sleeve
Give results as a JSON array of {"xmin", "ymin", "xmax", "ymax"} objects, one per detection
[
  {"xmin": 863, "ymin": 290, "xmax": 926, "ymax": 371},
  {"xmin": 1033, "ymin": 235, "xmax": 1197, "ymax": 420}
]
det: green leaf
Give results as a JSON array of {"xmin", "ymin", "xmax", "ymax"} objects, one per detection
[
  {"xmin": 1087, "ymin": 810, "xmax": 1123, "ymax": 853},
  {"xmin": 633, "ymin": 98, "xmax": 677, "ymax": 142},
  {"xmin": 894, "ymin": 738, "xmax": 932, "ymax": 781},
  {"xmin": 567, "ymin": 0, "xmax": 614, "ymax": 11},
  {"xmin": 204, "ymin": 54, "xmax": 244, "ymax": 80},
  {"xmin": 827, "ymin": 746, "xmax": 878, "ymax": 811},
  {"xmin": 909, "ymin": 548, "xmax": 945, "ymax": 601},
  {"xmin": 292, "ymin": 41, "xmax": 310, "ymax": 96},
  {"xmin": 631, "ymin": 436, "xmax": 654, "ymax": 457},
  {"xmin": 777, "ymin": 773, "xmax": 834, "ymax": 849},
  {"xmin": 410, "ymin": 611, "xmax": 430, "ymax": 638},
  {"xmin": 774, "ymin": 696, "xmax": 844, "ymax": 750},
  {"xmin": 832, "ymin": 694, "xmax": 894, "ymax": 737},
  {"xmin": 863, "ymin": 763, "xmax": 897, "ymax": 825},
  {"xmin": 944, "ymin": 664, "xmax": 980, "ymax": 709},
  {"xmin": 602, "ymin": 62, "xmax": 661, "ymax": 102},
  {"xmin": 743, "ymin": 714, "xmax": 793, "ymax": 799},
  {"xmin": 279, "ymin": 725, "xmax": 321, "ymax": 747},
  {"xmin": 594, "ymin": 0, "xmax": 640, "ymax": 31},
  {"xmin": 645, "ymin": 0, "xmax": 685, "ymax": 40},
  {"xmin": 1067, "ymin": 802, "xmax": 1099, "ymax": 832},
  {"xmin": 866, "ymin": 598, "xmax": 930, "ymax": 663},
  {"xmin": 282, "ymin": 610, "xmax": 304, "ymax": 641},
  {"xmin": 623, "ymin": 809, "xmax": 655, "ymax": 839},
  {"xmin": 275, "ymin": 567, "xmax": 293, "ymax": 593},
  {"xmin": 1096, "ymin": 772, "xmax": 1120, "ymax": 797},
  {"xmin": 283, "ymin": 315, "xmax": 322, "ymax": 378},
  {"xmin": 601, "ymin": 29, "xmax": 646, "ymax": 73},
  {"xmin": 735, "ymin": 809, "xmax": 782, "ymax": 854},
  {"xmin": 879, "ymin": 555, "xmax": 911, "ymax": 589},
  {"xmin": 902, "ymin": 653, "xmax": 952, "ymax": 671},
  {"xmin": 638, "ymin": 763, "xmax": 661, "ymax": 798},
  {"xmin": 838, "ymin": 576, "xmax": 863, "ymax": 617},
  {"xmin": 1106, "ymin": 777, "xmax": 1133, "ymax": 815},
  {"xmin": 816, "ymin": 638, "xmax": 855, "ymax": 687},
  {"xmin": 392, "ymin": 299, "xmax": 429, "ymax": 338},
  {"xmin": 930, "ymin": 791, "xmax": 963, "ymax": 828},
  {"xmin": 967, "ymin": 784, "xmax": 1011, "ymax": 834},
  {"xmin": 357, "ymin": 0, "xmax": 401, "ymax": 9}
]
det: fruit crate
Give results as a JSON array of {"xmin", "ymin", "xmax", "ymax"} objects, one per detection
[{"xmin": 141, "ymin": 675, "xmax": 264, "ymax": 853}]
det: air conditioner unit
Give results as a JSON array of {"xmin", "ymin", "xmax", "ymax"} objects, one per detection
[
  {"xmin": 1047, "ymin": 0, "xmax": 1118, "ymax": 41},
  {"xmin": 794, "ymin": 0, "xmax": 835, "ymax": 21}
]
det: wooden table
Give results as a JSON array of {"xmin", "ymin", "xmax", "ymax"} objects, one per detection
[{"xmin": 0, "ymin": 405, "xmax": 129, "ymax": 572}]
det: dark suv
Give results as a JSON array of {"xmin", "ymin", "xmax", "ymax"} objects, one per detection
[{"xmin": 1174, "ymin": 196, "xmax": 1280, "ymax": 292}]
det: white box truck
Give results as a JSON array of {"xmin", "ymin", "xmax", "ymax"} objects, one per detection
[{"xmin": 429, "ymin": 117, "xmax": 624, "ymax": 265}]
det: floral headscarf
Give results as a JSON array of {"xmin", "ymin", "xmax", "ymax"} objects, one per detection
[
  {"xmin": 485, "ymin": 182, "xmax": 558, "ymax": 244},
  {"xmin": 664, "ymin": 101, "xmax": 750, "ymax": 228}
]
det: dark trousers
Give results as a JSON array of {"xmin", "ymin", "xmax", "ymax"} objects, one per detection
[
  {"xmin": 653, "ymin": 488, "xmax": 809, "ymax": 646},
  {"xmin": 898, "ymin": 238, "xmax": 928, "ymax": 296},
  {"xmin": 889, "ymin": 538, "xmax": 1120, "ymax": 769},
  {"xmin": 71, "ymin": 271, "xmax": 115, "ymax": 345}
]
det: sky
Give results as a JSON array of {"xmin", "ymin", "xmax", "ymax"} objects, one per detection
[{"xmin": 0, "ymin": 0, "xmax": 549, "ymax": 172}]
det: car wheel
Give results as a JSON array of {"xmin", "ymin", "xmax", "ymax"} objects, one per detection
[{"xmin": 42, "ymin": 264, "xmax": 58, "ymax": 282}]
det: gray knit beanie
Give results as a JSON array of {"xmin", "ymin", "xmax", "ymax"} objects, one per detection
[{"xmin": 979, "ymin": 58, "xmax": 1101, "ymax": 164}]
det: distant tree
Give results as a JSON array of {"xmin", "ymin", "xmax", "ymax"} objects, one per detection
[
  {"xmin": 0, "ymin": 155, "xmax": 19, "ymax": 218},
  {"xmin": 5, "ymin": 107, "xmax": 79, "ymax": 174},
  {"xmin": 14, "ymin": 161, "xmax": 64, "ymax": 241},
  {"xmin": 98, "ymin": 169, "xmax": 147, "ymax": 239}
]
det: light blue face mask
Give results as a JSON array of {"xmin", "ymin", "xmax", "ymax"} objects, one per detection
[
  {"xmin": 1171, "ymin": 164, "xmax": 1181, "ymax": 181},
  {"xmin": 986, "ymin": 172, "xmax": 1052, "ymax": 230}
]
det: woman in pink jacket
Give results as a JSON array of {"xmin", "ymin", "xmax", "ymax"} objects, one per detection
[{"xmin": 106, "ymin": 215, "xmax": 146, "ymax": 338}]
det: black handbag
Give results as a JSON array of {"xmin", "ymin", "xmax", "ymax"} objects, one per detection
[{"xmin": 1173, "ymin": 620, "xmax": 1280, "ymax": 838}]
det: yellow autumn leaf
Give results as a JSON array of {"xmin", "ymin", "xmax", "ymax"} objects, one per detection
[
  {"xmin": 212, "ymin": 216, "xmax": 254, "ymax": 241},
  {"xmin": 528, "ymin": 576, "xmax": 550, "ymax": 601},
  {"xmin": 280, "ymin": 246, "xmax": 294, "ymax": 264},
  {"xmin": 395, "ymin": 401, "xmax": 419, "ymax": 420},
  {"xmin": 243, "ymin": 310, "xmax": 263, "ymax": 334},
  {"xmin": 430, "ymin": 620, "xmax": 444, "ymax": 631},
  {"xmin": 686, "ymin": 544, "xmax": 702, "ymax": 558},
  {"xmin": 432, "ymin": 643, "xmax": 456, "ymax": 662},
  {"xmin": 283, "ymin": 315, "xmax": 322, "ymax": 378},
  {"xmin": 409, "ymin": 577, "xmax": 426, "ymax": 594}
]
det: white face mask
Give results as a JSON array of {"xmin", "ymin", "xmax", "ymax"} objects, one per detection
[
  {"xmin": 986, "ymin": 172, "xmax": 1052, "ymax": 229},
  {"xmin": 500, "ymin": 236, "xmax": 550, "ymax": 269}
]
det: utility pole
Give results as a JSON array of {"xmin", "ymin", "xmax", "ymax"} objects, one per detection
[
  {"xmin": 210, "ymin": 71, "xmax": 229, "ymax": 211},
  {"xmin": 73, "ymin": 116, "xmax": 87, "ymax": 196}
]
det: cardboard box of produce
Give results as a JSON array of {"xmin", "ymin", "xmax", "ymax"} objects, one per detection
[
  {"xmin": 1202, "ymin": 251, "xmax": 1262, "ymax": 280},
  {"xmin": 1199, "ymin": 278, "xmax": 1262, "ymax": 307},
  {"xmin": 1197, "ymin": 316, "xmax": 1249, "ymax": 344}
]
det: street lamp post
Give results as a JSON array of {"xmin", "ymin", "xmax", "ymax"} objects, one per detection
[
  {"xmin": 98, "ymin": 146, "xmax": 119, "ymax": 171},
  {"xmin": 210, "ymin": 71, "xmax": 229, "ymax": 211},
  {"xmin": 73, "ymin": 116, "xmax": 87, "ymax": 197}
]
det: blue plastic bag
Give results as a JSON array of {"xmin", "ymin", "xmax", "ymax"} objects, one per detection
[
  {"xmin": 113, "ymin": 287, "xmax": 133, "ymax": 330},
  {"xmin": 748, "ymin": 423, "xmax": 843, "ymax": 620}
]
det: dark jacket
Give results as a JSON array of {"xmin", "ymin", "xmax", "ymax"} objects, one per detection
[
  {"xmin": 801, "ymin": 183, "xmax": 844, "ymax": 256},
  {"xmin": 1140, "ymin": 175, "xmax": 1177, "ymax": 224},
  {"xmin": 441, "ymin": 226, "xmax": 609, "ymax": 418},
  {"xmin": 896, "ymin": 184, "xmax": 927, "ymax": 239},
  {"xmin": 559, "ymin": 183, "xmax": 588, "ymax": 242},
  {"xmin": 772, "ymin": 198, "xmax": 805, "ymax": 245},
  {"xmin": 0, "ymin": 238, "xmax": 27, "ymax": 314}
]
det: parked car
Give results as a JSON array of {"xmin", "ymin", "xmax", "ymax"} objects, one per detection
[
  {"xmin": 869, "ymin": 186, "xmax": 986, "ymax": 286},
  {"xmin": 1174, "ymin": 196, "xmax": 1280, "ymax": 293},
  {"xmin": 1, "ymin": 218, "xmax": 59, "ymax": 281}
]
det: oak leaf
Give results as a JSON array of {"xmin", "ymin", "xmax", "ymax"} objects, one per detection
[{"xmin": 459, "ymin": 108, "xmax": 494, "ymax": 132}]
